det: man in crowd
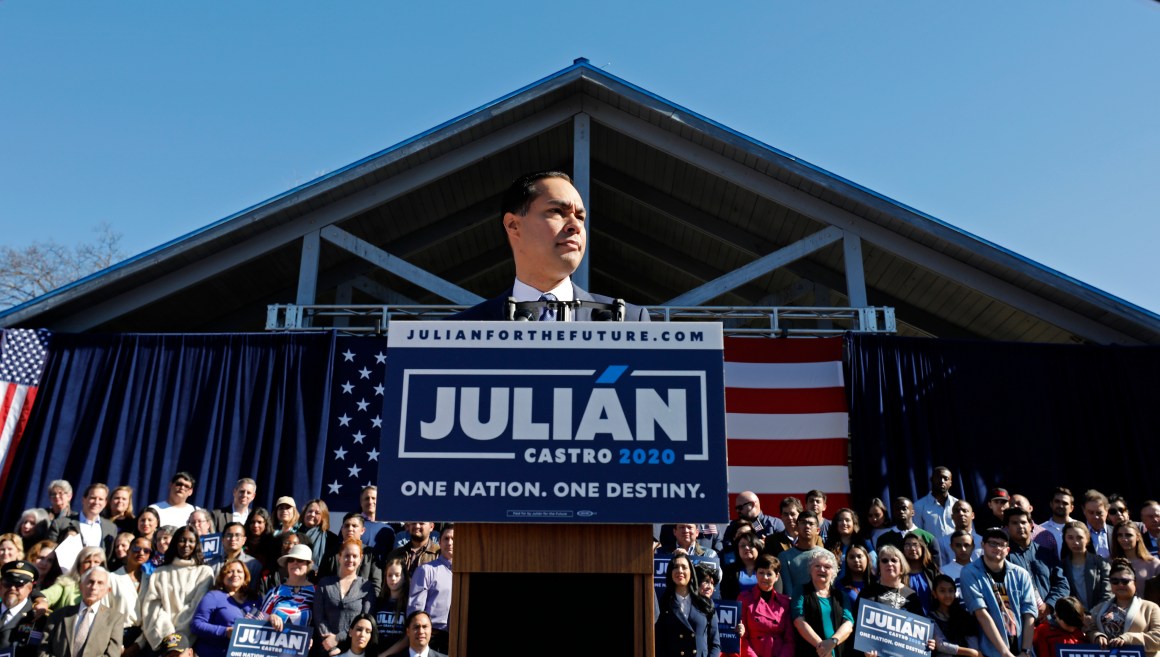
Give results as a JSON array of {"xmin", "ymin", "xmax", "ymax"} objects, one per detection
[
  {"xmin": 0, "ymin": 561, "xmax": 48, "ymax": 657},
  {"xmin": 448, "ymin": 171, "xmax": 650, "ymax": 322},
  {"xmin": 940, "ymin": 529, "xmax": 977, "ymax": 592},
  {"xmin": 149, "ymin": 472, "xmax": 198, "ymax": 527},
  {"xmin": 764, "ymin": 497, "xmax": 807, "ymax": 557},
  {"xmin": 404, "ymin": 611, "xmax": 446, "ymax": 657},
  {"xmin": 779, "ymin": 510, "xmax": 828, "ymax": 600},
  {"xmin": 979, "ymin": 488, "xmax": 1011, "ymax": 531},
  {"xmin": 1141, "ymin": 500, "xmax": 1160, "ymax": 557},
  {"xmin": 1009, "ymin": 493, "xmax": 1056, "ymax": 555},
  {"xmin": 41, "ymin": 566, "xmax": 123, "ymax": 657},
  {"xmin": 915, "ymin": 466, "xmax": 959, "ymax": 538},
  {"xmin": 1083, "ymin": 489, "xmax": 1111, "ymax": 559},
  {"xmin": 388, "ymin": 522, "xmax": 441, "ymax": 578},
  {"xmin": 44, "ymin": 480, "xmax": 73, "ymax": 522},
  {"xmin": 1040, "ymin": 487, "xmax": 1076, "ymax": 551},
  {"xmin": 409, "ymin": 526, "xmax": 454, "ymax": 654},
  {"xmin": 937, "ymin": 500, "xmax": 982, "ymax": 568},
  {"xmin": 46, "ymin": 483, "xmax": 117, "ymax": 553},
  {"xmin": 358, "ymin": 486, "xmax": 395, "ymax": 555},
  {"xmin": 805, "ymin": 490, "xmax": 831, "ymax": 542},
  {"xmin": 962, "ymin": 528, "xmax": 1037, "ymax": 657},
  {"xmin": 723, "ymin": 491, "xmax": 784, "ymax": 554},
  {"xmin": 217, "ymin": 522, "xmax": 262, "ymax": 582},
  {"xmin": 210, "ymin": 477, "xmax": 256, "ymax": 531},
  {"xmin": 876, "ymin": 497, "xmax": 939, "ymax": 562},
  {"xmin": 1004, "ymin": 507, "xmax": 1069, "ymax": 621}
]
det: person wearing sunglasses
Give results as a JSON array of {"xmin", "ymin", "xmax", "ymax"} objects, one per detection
[
  {"xmin": 1088, "ymin": 558, "xmax": 1160, "ymax": 657},
  {"xmin": 724, "ymin": 493, "xmax": 785, "ymax": 557},
  {"xmin": 148, "ymin": 472, "xmax": 199, "ymax": 529}
]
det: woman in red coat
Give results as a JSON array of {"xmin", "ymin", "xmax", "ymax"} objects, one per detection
[{"xmin": 739, "ymin": 553, "xmax": 794, "ymax": 657}]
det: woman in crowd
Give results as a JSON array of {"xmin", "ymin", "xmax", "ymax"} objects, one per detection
[
  {"xmin": 191, "ymin": 558, "xmax": 261, "ymax": 657},
  {"xmin": 826, "ymin": 509, "xmax": 876, "ymax": 582},
  {"xmin": 857, "ymin": 546, "xmax": 924, "ymax": 616},
  {"xmin": 864, "ymin": 499, "xmax": 891, "ymax": 545},
  {"xmin": 136, "ymin": 506, "xmax": 160, "ymax": 542},
  {"xmin": 189, "ymin": 509, "xmax": 215, "ymax": 536},
  {"xmin": 246, "ymin": 507, "xmax": 274, "ymax": 567},
  {"xmin": 377, "ymin": 557, "xmax": 410, "ymax": 656},
  {"xmin": 111, "ymin": 535, "xmax": 151, "ymax": 645},
  {"xmin": 339, "ymin": 614, "xmax": 377, "ymax": 657},
  {"xmin": 42, "ymin": 546, "xmax": 106, "ymax": 610},
  {"xmin": 0, "ymin": 534, "xmax": 23, "ymax": 567},
  {"xmin": 792, "ymin": 550, "xmax": 853, "ymax": 657},
  {"xmin": 655, "ymin": 553, "xmax": 720, "ymax": 657},
  {"xmin": 152, "ymin": 525, "xmax": 177, "ymax": 567},
  {"xmin": 902, "ymin": 533, "xmax": 938, "ymax": 613},
  {"xmin": 838, "ymin": 544, "xmax": 873, "ymax": 612},
  {"xmin": 1113, "ymin": 521, "xmax": 1160, "ymax": 588},
  {"xmin": 722, "ymin": 531, "xmax": 765, "ymax": 601},
  {"xmin": 315, "ymin": 540, "xmax": 376, "ymax": 657},
  {"xmin": 739, "ymin": 553, "xmax": 793, "ymax": 657},
  {"xmin": 137, "ymin": 526, "xmax": 215, "ymax": 654},
  {"xmin": 1089, "ymin": 559, "xmax": 1160, "ymax": 657},
  {"xmin": 300, "ymin": 499, "xmax": 338, "ymax": 571},
  {"xmin": 1060, "ymin": 520, "xmax": 1111, "ymax": 610},
  {"xmin": 260, "ymin": 543, "xmax": 317, "ymax": 631},
  {"xmin": 106, "ymin": 485, "xmax": 137, "ymax": 534},
  {"xmin": 108, "ymin": 531, "xmax": 134, "ymax": 571},
  {"xmin": 26, "ymin": 539, "xmax": 58, "ymax": 587},
  {"xmin": 14, "ymin": 508, "xmax": 49, "ymax": 546},
  {"xmin": 273, "ymin": 497, "xmax": 301, "ymax": 537}
]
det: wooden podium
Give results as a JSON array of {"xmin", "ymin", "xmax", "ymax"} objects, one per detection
[{"xmin": 448, "ymin": 522, "xmax": 655, "ymax": 655}]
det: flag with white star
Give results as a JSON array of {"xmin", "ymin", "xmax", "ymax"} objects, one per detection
[
  {"xmin": 0, "ymin": 328, "xmax": 52, "ymax": 493},
  {"xmin": 322, "ymin": 335, "xmax": 388, "ymax": 511}
]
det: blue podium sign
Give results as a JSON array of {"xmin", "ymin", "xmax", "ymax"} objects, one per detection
[{"xmin": 379, "ymin": 321, "xmax": 727, "ymax": 523}]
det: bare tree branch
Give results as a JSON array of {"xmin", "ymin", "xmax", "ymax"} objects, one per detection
[{"xmin": 0, "ymin": 223, "xmax": 125, "ymax": 309}]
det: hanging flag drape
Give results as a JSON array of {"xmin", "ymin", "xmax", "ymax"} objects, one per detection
[{"xmin": 0, "ymin": 328, "xmax": 51, "ymax": 493}]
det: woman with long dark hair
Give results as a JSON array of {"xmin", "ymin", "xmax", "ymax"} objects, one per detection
[
  {"xmin": 1060, "ymin": 521, "xmax": 1111, "ymax": 610},
  {"xmin": 792, "ymin": 550, "xmax": 853, "ymax": 657},
  {"xmin": 655, "ymin": 553, "xmax": 720, "ymax": 657},
  {"xmin": 136, "ymin": 526, "xmax": 215, "ymax": 654},
  {"xmin": 826, "ymin": 508, "xmax": 876, "ymax": 582},
  {"xmin": 721, "ymin": 531, "xmax": 765, "ymax": 601}
]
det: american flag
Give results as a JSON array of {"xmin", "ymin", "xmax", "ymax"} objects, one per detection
[
  {"xmin": 0, "ymin": 328, "xmax": 51, "ymax": 492},
  {"xmin": 724, "ymin": 337, "xmax": 850, "ymax": 513},
  {"xmin": 322, "ymin": 335, "xmax": 389, "ymax": 512}
]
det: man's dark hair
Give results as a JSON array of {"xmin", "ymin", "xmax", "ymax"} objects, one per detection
[
  {"xmin": 171, "ymin": 471, "xmax": 195, "ymax": 487},
  {"xmin": 404, "ymin": 609, "xmax": 432, "ymax": 628},
  {"xmin": 500, "ymin": 171, "xmax": 574, "ymax": 217},
  {"xmin": 341, "ymin": 511, "xmax": 365, "ymax": 527},
  {"xmin": 1053, "ymin": 486, "xmax": 1073, "ymax": 499},
  {"xmin": 1004, "ymin": 507, "xmax": 1030, "ymax": 523},
  {"xmin": 797, "ymin": 510, "xmax": 819, "ymax": 526},
  {"xmin": 780, "ymin": 497, "xmax": 803, "ymax": 513},
  {"xmin": 805, "ymin": 490, "xmax": 827, "ymax": 502}
]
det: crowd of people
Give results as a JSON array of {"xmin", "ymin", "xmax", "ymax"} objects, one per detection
[
  {"xmin": 655, "ymin": 469, "xmax": 1160, "ymax": 657},
  {"xmin": 0, "ymin": 474, "xmax": 450, "ymax": 657}
]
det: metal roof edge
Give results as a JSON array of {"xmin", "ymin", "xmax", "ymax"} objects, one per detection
[{"xmin": 572, "ymin": 63, "xmax": 1160, "ymax": 325}]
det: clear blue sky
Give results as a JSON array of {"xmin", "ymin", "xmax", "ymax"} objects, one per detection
[{"xmin": 3, "ymin": 1, "xmax": 1158, "ymax": 313}]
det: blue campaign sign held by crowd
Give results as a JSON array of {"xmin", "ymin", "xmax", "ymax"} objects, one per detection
[
  {"xmin": 717, "ymin": 600, "xmax": 741, "ymax": 653},
  {"xmin": 227, "ymin": 619, "xmax": 310, "ymax": 657},
  {"xmin": 200, "ymin": 533, "xmax": 223, "ymax": 566},
  {"xmin": 853, "ymin": 600, "xmax": 933, "ymax": 657},
  {"xmin": 379, "ymin": 321, "xmax": 728, "ymax": 523}
]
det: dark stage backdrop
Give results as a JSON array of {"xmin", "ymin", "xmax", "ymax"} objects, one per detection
[
  {"xmin": 846, "ymin": 333, "xmax": 1160, "ymax": 519},
  {"xmin": 1, "ymin": 332, "xmax": 338, "ymax": 522}
]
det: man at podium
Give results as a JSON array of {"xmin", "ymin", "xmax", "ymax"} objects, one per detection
[{"xmin": 449, "ymin": 170, "xmax": 650, "ymax": 322}]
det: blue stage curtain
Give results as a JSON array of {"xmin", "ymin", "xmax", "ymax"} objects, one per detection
[
  {"xmin": 845, "ymin": 333, "xmax": 1160, "ymax": 515},
  {"xmin": 1, "ymin": 332, "xmax": 336, "ymax": 522}
]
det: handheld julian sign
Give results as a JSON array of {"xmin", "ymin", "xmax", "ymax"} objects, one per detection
[
  {"xmin": 379, "ymin": 320, "xmax": 728, "ymax": 522},
  {"xmin": 853, "ymin": 600, "xmax": 933, "ymax": 657},
  {"xmin": 227, "ymin": 619, "xmax": 310, "ymax": 657}
]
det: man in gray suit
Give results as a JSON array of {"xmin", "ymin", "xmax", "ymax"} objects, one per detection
[
  {"xmin": 448, "ymin": 171, "xmax": 650, "ymax": 322},
  {"xmin": 46, "ymin": 485, "xmax": 118, "ymax": 557},
  {"xmin": 40, "ymin": 566, "xmax": 124, "ymax": 657}
]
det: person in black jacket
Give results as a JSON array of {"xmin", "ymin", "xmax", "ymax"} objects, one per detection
[{"xmin": 655, "ymin": 553, "xmax": 720, "ymax": 657}]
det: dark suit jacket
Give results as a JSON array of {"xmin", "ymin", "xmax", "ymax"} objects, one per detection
[
  {"xmin": 447, "ymin": 284, "xmax": 651, "ymax": 322},
  {"xmin": 654, "ymin": 593, "xmax": 721, "ymax": 657},
  {"xmin": 0, "ymin": 603, "xmax": 49, "ymax": 657},
  {"xmin": 39, "ymin": 603, "xmax": 124, "ymax": 657},
  {"xmin": 1062, "ymin": 553, "xmax": 1112, "ymax": 609},
  {"xmin": 45, "ymin": 514, "xmax": 118, "ymax": 555}
]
